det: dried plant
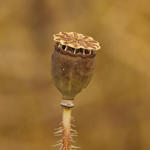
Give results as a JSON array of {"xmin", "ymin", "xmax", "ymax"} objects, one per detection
[{"xmin": 51, "ymin": 32, "xmax": 100, "ymax": 150}]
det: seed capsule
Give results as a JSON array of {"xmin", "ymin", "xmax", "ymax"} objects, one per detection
[{"xmin": 51, "ymin": 32, "xmax": 100, "ymax": 100}]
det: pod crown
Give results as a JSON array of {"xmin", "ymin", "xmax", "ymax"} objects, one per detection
[{"xmin": 53, "ymin": 32, "xmax": 101, "ymax": 51}]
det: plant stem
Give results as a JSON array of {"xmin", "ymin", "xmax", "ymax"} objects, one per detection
[{"xmin": 62, "ymin": 106, "xmax": 72, "ymax": 150}]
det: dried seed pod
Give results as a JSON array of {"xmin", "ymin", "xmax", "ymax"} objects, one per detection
[{"xmin": 51, "ymin": 32, "xmax": 100, "ymax": 100}]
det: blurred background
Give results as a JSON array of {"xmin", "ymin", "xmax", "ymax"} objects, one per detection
[{"xmin": 0, "ymin": 0, "xmax": 150, "ymax": 150}]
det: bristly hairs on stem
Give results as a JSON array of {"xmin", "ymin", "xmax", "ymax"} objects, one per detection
[{"xmin": 52, "ymin": 115, "xmax": 80, "ymax": 149}]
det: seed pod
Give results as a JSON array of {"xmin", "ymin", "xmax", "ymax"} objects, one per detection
[{"xmin": 51, "ymin": 32, "xmax": 100, "ymax": 100}]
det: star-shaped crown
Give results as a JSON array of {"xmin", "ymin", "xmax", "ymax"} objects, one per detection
[{"xmin": 53, "ymin": 32, "xmax": 100, "ymax": 51}]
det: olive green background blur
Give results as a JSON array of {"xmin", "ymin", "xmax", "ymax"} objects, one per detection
[{"xmin": 0, "ymin": 0, "xmax": 150, "ymax": 150}]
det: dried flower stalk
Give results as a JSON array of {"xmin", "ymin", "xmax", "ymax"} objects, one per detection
[{"xmin": 51, "ymin": 32, "xmax": 100, "ymax": 150}]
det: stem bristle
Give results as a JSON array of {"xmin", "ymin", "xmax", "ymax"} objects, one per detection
[{"xmin": 53, "ymin": 115, "xmax": 80, "ymax": 149}]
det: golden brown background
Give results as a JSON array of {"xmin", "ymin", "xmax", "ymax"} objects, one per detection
[{"xmin": 0, "ymin": 0, "xmax": 150, "ymax": 150}]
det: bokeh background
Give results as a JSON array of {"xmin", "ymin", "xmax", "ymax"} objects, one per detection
[{"xmin": 0, "ymin": 0, "xmax": 150, "ymax": 150}]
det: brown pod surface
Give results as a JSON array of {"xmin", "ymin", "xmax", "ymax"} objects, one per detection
[{"xmin": 51, "ymin": 32, "xmax": 100, "ymax": 100}]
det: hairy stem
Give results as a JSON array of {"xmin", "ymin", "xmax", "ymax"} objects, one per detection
[{"xmin": 62, "ymin": 106, "xmax": 72, "ymax": 150}]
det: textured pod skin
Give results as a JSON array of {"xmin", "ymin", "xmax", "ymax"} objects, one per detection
[{"xmin": 51, "ymin": 43, "xmax": 96, "ymax": 100}]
